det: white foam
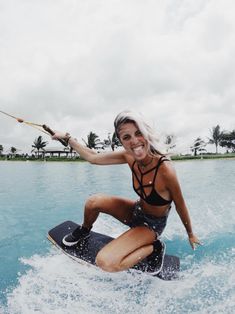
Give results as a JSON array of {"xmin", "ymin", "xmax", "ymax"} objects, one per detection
[
  {"xmin": 4, "ymin": 205, "xmax": 235, "ymax": 314},
  {"xmin": 5, "ymin": 251, "xmax": 153, "ymax": 314},
  {"xmin": 4, "ymin": 245, "xmax": 235, "ymax": 314}
]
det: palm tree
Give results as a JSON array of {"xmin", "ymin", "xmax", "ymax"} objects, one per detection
[
  {"xmin": 82, "ymin": 131, "xmax": 102, "ymax": 149},
  {"xmin": 10, "ymin": 147, "xmax": 17, "ymax": 154},
  {"xmin": 0, "ymin": 144, "xmax": 3, "ymax": 155},
  {"xmin": 32, "ymin": 136, "xmax": 48, "ymax": 158},
  {"xmin": 102, "ymin": 132, "xmax": 122, "ymax": 151},
  {"xmin": 191, "ymin": 137, "xmax": 206, "ymax": 156},
  {"xmin": 165, "ymin": 134, "xmax": 176, "ymax": 152},
  {"xmin": 8, "ymin": 146, "xmax": 18, "ymax": 158},
  {"xmin": 220, "ymin": 130, "xmax": 235, "ymax": 153},
  {"xmin": 111, "ymin": 132, "xmax": 122, "ymax": 151},
  {"xmin": 208, "ymin": 125, "xmax": 224, "ymax": 154},
  {"xmin": 103, "ymin": 133, "xmax": 112, "ymax": 148}
]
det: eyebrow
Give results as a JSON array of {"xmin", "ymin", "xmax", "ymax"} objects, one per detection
[{"xmin": 121, "ymin": 133, "xmax": 130, "ymax": 138}]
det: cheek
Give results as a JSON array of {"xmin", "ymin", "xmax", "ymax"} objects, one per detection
[
  {"xmin": 142, "ymin": 137, "xmax": 148, "ymax": 144},
  {"xmin": 120, "ymin": 140, "xmax": 127, "ymax": 148},
  {"xmin": 119, "ymin": 136, "xmax": 127, "ymax": 144},
  {"xmin": 120, "ymin": 140, "xmax": 131, "ymax": 150}
]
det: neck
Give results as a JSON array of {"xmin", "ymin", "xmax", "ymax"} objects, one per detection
[{"xmin": 138, "ymin": 156, "xmax": 153, "ymax": 169}]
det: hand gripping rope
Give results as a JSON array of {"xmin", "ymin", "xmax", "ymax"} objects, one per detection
[{"xmin": 0, "ymin": 110, "xmax": 68, "ymax": 147}]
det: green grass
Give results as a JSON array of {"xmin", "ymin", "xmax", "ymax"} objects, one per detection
[
  {"xmin": 1, "ymin": 153, "xmax": 235, "ymax": 162},
  {"xmin": 171, "ymin": 153, "xmax": 235, "ymax": 160},
  {"xmin": 0, "ymin": 156, "xmax": 85, "ymax": 162}
]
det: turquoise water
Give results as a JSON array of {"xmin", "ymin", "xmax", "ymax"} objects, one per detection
[{"xmin": 0, "ymin": 159, "xmax": 234, "ymax": 314}]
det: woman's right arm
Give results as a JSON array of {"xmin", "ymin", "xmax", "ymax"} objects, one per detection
[{"xmin": 52, "ymin": 132, "xmax": 127, "ymax": 165}]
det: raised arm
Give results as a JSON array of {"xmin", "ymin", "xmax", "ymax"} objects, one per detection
[{"xmin": 52, "ymin": 131, "xmax": 127, "ymax": 165}]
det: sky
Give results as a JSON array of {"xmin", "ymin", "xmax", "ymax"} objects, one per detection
[{"xmin": 0, "ymin": 0, "xmax": 234, "ymax": 154}]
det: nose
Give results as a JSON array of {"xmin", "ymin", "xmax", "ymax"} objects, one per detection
[{"xmin": 130, "ymin": 135, "xmax": 139, "ymax": 145}]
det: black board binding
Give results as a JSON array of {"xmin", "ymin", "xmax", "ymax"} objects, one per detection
[{"xmin": 47, "ymin": 221, "xmax": 180, "ymax": 280}]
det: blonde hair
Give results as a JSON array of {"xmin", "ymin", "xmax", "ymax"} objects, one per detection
[{"xmin": 114, "ymin": 110, "xmax": 165, "ymax": 157}]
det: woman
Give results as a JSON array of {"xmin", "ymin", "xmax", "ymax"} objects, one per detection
[{"xmin": 52, "ymin": 110, "xmax": 200, "ymax": 274}]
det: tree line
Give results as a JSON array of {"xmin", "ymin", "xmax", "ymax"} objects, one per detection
[
  {"xmin": 0, "ymin": 125, "xmax": 234, "ymax": 158},
  {"xmin": 190, "ymin": 125, "xmax": 235, "ymax": 156}
]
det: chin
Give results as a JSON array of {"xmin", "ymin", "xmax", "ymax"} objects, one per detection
[{"xmin": 133, "ymin": 153, "xmax": 147, "ymax": 161}]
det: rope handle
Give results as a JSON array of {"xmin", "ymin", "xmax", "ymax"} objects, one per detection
[{"xmin": 42, "ymin": 125, "xmax": 69, "ymax": 147}]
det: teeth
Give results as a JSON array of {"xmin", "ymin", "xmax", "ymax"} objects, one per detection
[
  {"xmin": 132, "ymin": 146, "xmax": 144, "ymax": 156},
  {"xmin": 133, "ymin": 147, "xmax": 142, "ymax": 152}
]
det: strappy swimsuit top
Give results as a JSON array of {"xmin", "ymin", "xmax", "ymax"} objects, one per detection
[{"xmin": 131, "ymin": 156, "xmax": 172, "ymax": 206}]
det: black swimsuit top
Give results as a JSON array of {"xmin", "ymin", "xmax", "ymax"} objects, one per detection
[{"xmin": 131, "ymin": 156, "xmax": 172, "ymax": 206}]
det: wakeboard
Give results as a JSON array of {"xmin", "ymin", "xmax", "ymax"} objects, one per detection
[{"xmin": 47, "ymin": 221, "xmax": 180, "ymax": 280}]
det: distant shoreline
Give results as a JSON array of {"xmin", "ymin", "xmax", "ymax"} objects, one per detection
[
  {"xmin": 0, "ymin": 153, "xmax": 235, "ymax": 162},
  {"xmin": 171, "ymin": 153, "xmax": 235, "ymax": 161}
]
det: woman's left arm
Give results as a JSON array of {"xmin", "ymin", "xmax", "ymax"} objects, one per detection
[{"xmin": 164, "ymin": 164, "xmax": 201, "ymax": 250}]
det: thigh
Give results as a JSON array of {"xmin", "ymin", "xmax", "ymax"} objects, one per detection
[
  {"xmin": 97, "ymin": 226, "xmax": 155, "ymax": 263},
  {"xmin": 88, "ymin": 194, "xmax": 136, "ymax": 224}
]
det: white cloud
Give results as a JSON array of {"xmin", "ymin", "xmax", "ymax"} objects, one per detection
[{"xmin": 0, "ymin": 0, "xmax": 234, "ymax": 153}]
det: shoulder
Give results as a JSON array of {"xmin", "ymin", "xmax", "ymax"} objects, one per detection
[{"xmin": 159, "ymin": 158, "xmax": 177, "ymax": 181}]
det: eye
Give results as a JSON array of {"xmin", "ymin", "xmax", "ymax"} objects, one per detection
[
  {"xmin": 122, "ymin": 134, "xmax": 130, "ymax": 141},
  {"xmin": 135, "ymin": 130, "xmax": 142, "ymax": 137}
]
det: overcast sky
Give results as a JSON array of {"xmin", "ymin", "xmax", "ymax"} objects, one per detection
[{"xmin": 0, "ymin": 0, "xmax": 234, "ymax": 154}]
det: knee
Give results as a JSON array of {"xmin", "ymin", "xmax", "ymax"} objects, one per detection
[
  {"xmin": 85, "ymin": 193, "xmax": 105, "ymax": 210},
  {"xmin": 95, "ymin": 251, "xmax": 120, "ymax": 273}
]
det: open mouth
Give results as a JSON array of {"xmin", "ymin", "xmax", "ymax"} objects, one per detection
[{"xmin": 132, "ymin": 145, "xmax": 145, "ymax": 157}]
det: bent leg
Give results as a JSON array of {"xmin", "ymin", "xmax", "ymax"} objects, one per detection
[
  {"xmin": 63, "ymin": 194, "xmax": 136, "ymax": 247},
  {"xmin": 82, "ymin": 194, "xmax": 135, "ymax": 229},
  {"xmin": 96, "ymin": 226, "xmax": 156, "ymax": 272}
]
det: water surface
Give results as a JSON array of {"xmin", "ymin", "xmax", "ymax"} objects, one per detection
[{"xmin": 0, "ymin": 159, "xmax": 234, "ymax": 313}]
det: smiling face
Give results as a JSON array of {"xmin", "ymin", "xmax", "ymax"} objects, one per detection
[{"xmin": 118, "ymin": 122, "xmax": 149, "ymax": 161}]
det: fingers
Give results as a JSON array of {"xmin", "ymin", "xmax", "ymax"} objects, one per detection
[
  {"xmin": 191, "ymin": 242, "xmax": 196, "ymax": 250},
  {"xmin": 51, "ymin": 132, "xmax": 69, "ymax": 141},
  {"xmin": 191, "ymin": 242, "xmax": 199, "ymax": 250},
  {"xmin": 51, "ymin": 134, "xmax": 58, "ymax": 140},
  {"xmin": 189, "ymin": 237, "xmax": 202, "ymax": 250}
]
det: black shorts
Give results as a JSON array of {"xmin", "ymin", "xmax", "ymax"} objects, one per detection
[{"xmin": 127, "ymin": 200, "xmax": 169, "ymax": 238}]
